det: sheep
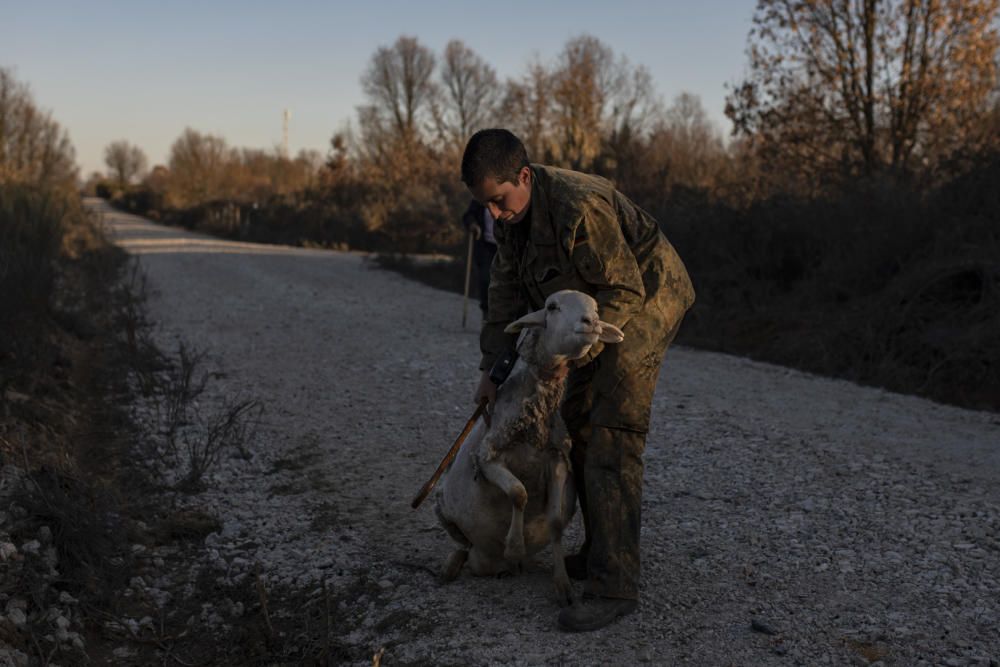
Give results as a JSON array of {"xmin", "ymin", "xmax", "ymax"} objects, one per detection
[{"xmin": 434, "ymin": 289, "xmax": 624, "ymax": 605}]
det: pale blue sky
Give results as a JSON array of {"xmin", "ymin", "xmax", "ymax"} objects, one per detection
[{"xmin": 2, "ymin": 1, "xmax": 756, "ymax": 176}]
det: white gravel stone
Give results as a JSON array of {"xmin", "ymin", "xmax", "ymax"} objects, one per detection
[
  {"xmin": 220, "ymin": 520, "xmax": 242, "ymax": 539},
  {"xmin": 0, "ymin": 648, "xmax": 29, "ymax": 667},
  {"xmin": 7, "ymin": 607, "xmax": 26, "ymax": 627}
]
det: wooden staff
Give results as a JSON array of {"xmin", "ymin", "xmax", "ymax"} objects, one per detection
[
  {"xmin": 461, "ymin": 226, "xmax": 477, "ymax": 329},
  {"xmin": 411, "ymin": 399, "xmax": 488, "ymax": 509}
]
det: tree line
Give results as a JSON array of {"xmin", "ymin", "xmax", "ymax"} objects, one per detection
[
  {"xmin": 101, "ymin": 33, "xmax": 739, "ymax": 250},
  {"xmin": 97, "ymin": 1, "xmax": 1000, "ymax": 410},
  {"xmin": 106, "ymin": 1, "xmax": 1000, "ymax": 238}
]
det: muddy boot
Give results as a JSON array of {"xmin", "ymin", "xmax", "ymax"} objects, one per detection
[
  {"xmin": 563, "ymin": 553, "xmax": 588, "ymax": 581},
  {"xmin": 557, "ymin": 595, "xmax": 638, "ymax": 632}
]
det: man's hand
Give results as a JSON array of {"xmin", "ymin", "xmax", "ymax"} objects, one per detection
[{"xmin": 474, "ymin": 369, "xmax": 496, "ymax": 409}]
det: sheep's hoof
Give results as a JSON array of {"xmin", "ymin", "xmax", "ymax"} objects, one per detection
[
  {"xmin": 503, "ymin": 540, "xmax": 526, "ymax": 563},
  {"xmin": 440, "ymin": 549, "xmax": 468, "ymax": 583},
  {"xmin": 554, "ymin": 577, "xmax": 576, "ymax": 607},
  {"xmin": 495, "ymin": 561, "xmax": 524, "ymax": 579}
]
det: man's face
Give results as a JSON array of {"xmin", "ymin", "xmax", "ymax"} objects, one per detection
[{"xmin": 470, "ymin": 166, "xmax": 532, "ymax": 224}]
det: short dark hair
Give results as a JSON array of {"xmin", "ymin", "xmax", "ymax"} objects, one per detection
[{"xmin": 461, "ymin": 129, "xmax": 530, "ymax": 187}]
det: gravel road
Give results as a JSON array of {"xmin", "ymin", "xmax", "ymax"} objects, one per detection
[{"xmin": 95, "ymin": 199, "xmax": 1000, "ymax": 666}]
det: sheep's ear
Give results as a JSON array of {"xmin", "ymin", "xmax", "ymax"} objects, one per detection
[
  {"xmin": 597, "ymin": 321, "xmax": 624, "ymax": 343},
  {"xmin": 504, "ymin": 309, "xmax": 547, "ymax": 333}
]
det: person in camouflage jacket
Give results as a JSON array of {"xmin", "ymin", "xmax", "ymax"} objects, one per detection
[{"xmin": 462, "ymin": 129, "xmax": 695, "ymax": 632}]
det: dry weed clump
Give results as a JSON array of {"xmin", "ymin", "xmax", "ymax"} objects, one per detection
[
  {"xmin": 102, "ymin": 257, "xmax": 265, "ymax": 492},
  {"xmin": 0, "ymin": 189, "xmax": 289, "ymax": 664},
  {"xmin": 125, "ymin": 337, "xmax": 263, "ymax": 492}
]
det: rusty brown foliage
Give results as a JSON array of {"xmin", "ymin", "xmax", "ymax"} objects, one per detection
[
  {"xmin": 726, "ymin": 0, "xmax": 1000, "ymax": 189},
  {"xmin": 0, "ymin": 67, "xmax": 77, "ymax": 189},
  {"xmin": 433, "ymin": 39, "xmax": 501, "ymax": 154}
]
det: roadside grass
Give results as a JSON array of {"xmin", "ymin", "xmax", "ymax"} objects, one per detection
[
  {"xmin": 1, "ymin": 186, "xmax": 363, "ymax": 664},
  {"xmin": 2, "ymin": 185, "xmax": 136, "ymax": 663}
]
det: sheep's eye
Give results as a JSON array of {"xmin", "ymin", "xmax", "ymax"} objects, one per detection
[{"xmin": 546, "ymin": 302, "xmax": 559, "ymax": 312}]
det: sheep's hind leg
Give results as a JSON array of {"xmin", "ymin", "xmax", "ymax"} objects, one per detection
[
  {"xmin": 479, "ymin": 460, "xmax": 528, "ymax": 562},
  {"xmin": 546, "ymin": 454, "xmax": 575, "ymax": 606},
  {"xmin": 441, "ymin": 548, "xmax": 469, "ymax": 583},
  {"xmin": 435, "ymin": 503, "xmax": 471, "ymax": 583}
]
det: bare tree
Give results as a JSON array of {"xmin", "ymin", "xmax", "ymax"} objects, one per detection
[
  {"xmin": 605, "ymin": 64, "xmax": 658, "ymax": 143},
  {"xmin": 726, "ymin": 0, "xmax": 1000, "ymax": 183},
  {"xmin": 548, "ymin": 35, "xmax": 659, "ymax": 172},
  {"xmin": 144, "ymin": 165, "xmax": 170, "ymax": 200},
  {"xmin": 104, "ymin": 140, "xmax": 148, "ymax": 189},
  {"xmin": 550, "ymin": 36, "xmax": 612, "ymax": 170},
  {"xmin": 500, "ymin": 60, "xmax": 555, "ymax": 162},
  {"xmin": 166, "ymin": 128, "xmax": 233, "ymax": 206},
  {"xmin": 607, "ymin": 92, "xmax": 732, "ymax": 209},
  {"xmin": 655, "ymin": 93, "xmax": 728, "ymax": 189},
  {"xmin": 361, "ymin": 35, "xmax": 437, "ymax": 144},
  {"xmin": 0, "ymin": 67, "xmax": 77, "ymax": 188},
  {"xmin": 434, "ymin": 40, "xmax": 500, "ymax": 150}
]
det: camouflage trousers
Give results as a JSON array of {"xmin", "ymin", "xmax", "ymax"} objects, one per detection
[{"xmin": 561, "ymin": 310, "xmax": 683, "ymax": 600}]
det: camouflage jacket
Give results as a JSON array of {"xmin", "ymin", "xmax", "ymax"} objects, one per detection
[{"xmin": 480, "ymin": 164, "xmax": 695, "ymax": 371}]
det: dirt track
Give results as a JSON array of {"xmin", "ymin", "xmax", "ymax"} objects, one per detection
[{"xmin": 95, "ymin": 199, "xmax": 1000, "ymax": 666}]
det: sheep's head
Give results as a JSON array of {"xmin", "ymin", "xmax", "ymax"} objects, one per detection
[{"xmin": 503, "ymin": 290, "xmax": 625, "ymax": 366}]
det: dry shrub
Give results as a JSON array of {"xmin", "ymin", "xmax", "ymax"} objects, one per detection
[
  {"xmin": 669, "ymin": 154, "xmax": 1000, "ymax": 410},
  {"xmin": 179, "ymin": 396, "xmax": 262, "ymax": 492},
  {"xmin": 15, "ymin": 466, "xmax": 131, "ymax": 599},
  {"xmin": 0, "ymin": 184, "xmax": 67, "ymax": 325},
  {"xmin": 0, "ymin": 183, "xmax": 142, "ymax": 663}
]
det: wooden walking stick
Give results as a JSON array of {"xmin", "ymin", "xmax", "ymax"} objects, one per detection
[
  {"xmin": 461, "ymin": 226, "xmax": 477, "ymax": 329},
  {"xmin": 411, "ymin": 398, "xmax": 488, "ymax": 509}
]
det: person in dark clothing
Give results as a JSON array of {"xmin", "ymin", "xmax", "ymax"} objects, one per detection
[
  {"xmin": 462, "ymin": 129, "xmax": 694, "ymax": 632},
  {"xmin": 462, "ymin": 199, "xmax": 498, "ymax": 314}
]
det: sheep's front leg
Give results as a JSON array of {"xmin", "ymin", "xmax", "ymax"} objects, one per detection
[
  {"xmin": 546, "ymin": 455, "xmax": 575, "ymax": 606},
  {"xmin": 479, "ymin": 460, "xmax": 528, "ymax": 562}
]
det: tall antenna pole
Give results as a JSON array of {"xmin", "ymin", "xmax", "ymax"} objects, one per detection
[{"xmin": 282, "ymin": 109, "xmax": 291, "ymax": 158}]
